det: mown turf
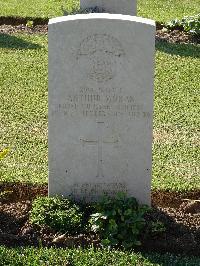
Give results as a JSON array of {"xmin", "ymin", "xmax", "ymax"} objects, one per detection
[
  {"xmin": 137, "ymin": 0, "xmax": 200, "ymax": 23},
  {"xmin": 0, "ymin": 246, "xmax": 200, "ymax": 266},
  {"xmin": 0, "ymin": 34, "xmax": 48, "ymax": 184},
  {"xmin": 0, "ymin": 0, "xmax": 199, "ymax": 22},
  {"xmin": 153, "ymin": 42, "xmax": 200, "ymax": 191},
  {"xmin": 0, "ymin": 34, "xmax": 199, "ymax": 190},
  {"xmin": 0, "ymin": 0, "xmax": 79, "ymax": 18}
]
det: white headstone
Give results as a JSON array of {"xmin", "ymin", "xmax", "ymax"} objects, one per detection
[
  {"xmin": 80, "ymin": 0, "xmax": 137, "ymax": 16},
  {"xmin": 48, "ymin": 14, "xmax": 155, "ymax": 205}
]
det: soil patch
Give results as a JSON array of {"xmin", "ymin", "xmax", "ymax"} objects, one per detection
[
  {"xmin": 156, "ymin": 29, "xmax": 199, "ymax": 45},
  {"xmin": 0, "ymin": 183, "xmax": 199, "ymax": 256},
  {"xmin": 0, "ymin": 23, "xmax": 199, "ymax": 44}
]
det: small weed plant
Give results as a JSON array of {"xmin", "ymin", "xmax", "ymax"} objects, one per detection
[
  {"xmin": 0, "ymin": 148, "xmax": 9, "ymax": 160},
  {"xmin": 89, "ymin": 193, "xmax": 149, "ymax": 248},
  {"xmin": 30, "ymin": 196, "xmax": 83, "ymax": 233},
  {"xmin": 167, "ymin": 14, "xmax": 200, "ymax": 35},
  {"xmin": 26, "ymin": 20, "xmax": 34, "ymax": 27},
  {"xmin": 150, "ymin": 221, "xmax": 166, "ymax": 235}
]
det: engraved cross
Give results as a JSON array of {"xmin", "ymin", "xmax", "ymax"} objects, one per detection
[{"xmin": 80, "ymin": 122, "xmax": 119, "ymax": 178}]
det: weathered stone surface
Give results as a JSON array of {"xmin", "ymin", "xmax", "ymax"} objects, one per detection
[
  {"xmin": 80, "ymin": 0, "xmax": 137, "ymax": 15},
  {"xmin": 48, "ymin": 14, "xmax": 155, "ymax": 205}
]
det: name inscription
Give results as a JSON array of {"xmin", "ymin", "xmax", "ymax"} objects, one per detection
[{"xmin": 52, "ymin": 87, "xmax": 150, "ymax": 119}]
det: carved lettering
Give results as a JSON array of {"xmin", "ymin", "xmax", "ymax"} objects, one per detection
[
  {"xmin": 70, "ymin": 182, "xmax": 128, "ymax": 201},
  {"xmin": 51, "ymin": 86, "xmax": 151, "ymax": 120}
]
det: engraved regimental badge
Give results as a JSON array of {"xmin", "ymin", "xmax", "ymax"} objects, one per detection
[{"xmin": 77, "ymin": 34, "xmax": 125, "ymax": 83}]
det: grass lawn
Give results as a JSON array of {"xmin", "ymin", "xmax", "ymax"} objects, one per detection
[
  {"xmin": 138, "ymin": 0, "xmax": 200, "ymax": 22},
  {"xmin": 0, "ymin": 34, "xmax": 48, "ymax": 184},
  {"xmin": 0, "ymin": 0, "xmax": 199, "ymax": 22},
  {"xmin": 0, "ymin": 34, "xmax": 199, "ymax": 191},
  {"xmin": 1, "ymin": 246, "xmax": 200, "ymax": 266},
  {"xmin": 153, "ymin": 42, "xmax": 200, "ymax": 191},
  {"xmin": 0, "ymin": 0, "xmax": 79, "ymax": 19}
]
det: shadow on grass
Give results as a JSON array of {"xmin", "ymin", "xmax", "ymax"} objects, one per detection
[
  {"xmin": 156, "ymin": 41, "xmax": 200, "ymax": 58},
  {"xmin": 0, "ymin": 33, "xmax": 42, "ymax": 49}
]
